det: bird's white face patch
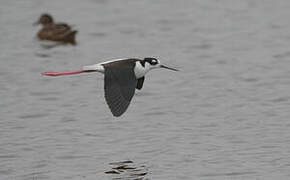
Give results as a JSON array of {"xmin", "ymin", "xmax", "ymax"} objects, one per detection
[
  {"xmin": 150, "ymin": 59, "xmax": 158, "ymax": 65},
  {"xmin": 143, "ymin": 58, "xmax": 161, "ymax": 69},
  {"xmin": 148, "ymin": 59, "xmax": 160, "ymax": 68}
]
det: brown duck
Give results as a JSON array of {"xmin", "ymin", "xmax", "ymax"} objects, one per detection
[{"xmin": 34, "ymin": 14, "xmax": 77, "ymax": 45}]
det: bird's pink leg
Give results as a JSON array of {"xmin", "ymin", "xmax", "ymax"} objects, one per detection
[{"xmin": 42, "ymin": 70, "xmax": 87, "ymax": 76}]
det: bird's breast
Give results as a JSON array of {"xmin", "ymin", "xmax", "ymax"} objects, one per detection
[{"xmin": 134, "ymin": 61, "xmax": 150, "ymax": 79}]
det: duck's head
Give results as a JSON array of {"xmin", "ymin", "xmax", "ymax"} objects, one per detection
[{"xmin": 34, "ymin": 13, "xmax": 53, "ymax": 26}]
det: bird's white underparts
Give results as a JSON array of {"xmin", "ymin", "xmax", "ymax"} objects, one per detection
[{"xmin": 43, "ymin": 57, "xmax": 178, "ymax": 117}]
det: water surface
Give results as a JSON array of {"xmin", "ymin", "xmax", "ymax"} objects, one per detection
[{"xmin": 1, "ymin": 0, "xmax": 290, "ymax": 179}]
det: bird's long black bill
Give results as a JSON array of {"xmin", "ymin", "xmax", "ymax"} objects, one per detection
[{"xmin": 160, "ymin": 65, "xmax": 179, "ymax": 71}]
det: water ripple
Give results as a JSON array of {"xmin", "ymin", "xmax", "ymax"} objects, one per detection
[
  {"xmin": 105, "ymin": 160, "xmax": 148, "ymax": 180},
  {"xmin": 199, "ymin": 171, "xmax": 257, "ymax": 177}
]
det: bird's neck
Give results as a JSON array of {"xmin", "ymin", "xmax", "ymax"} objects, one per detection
[{"xmin": 134, "ymin": 61, "xmax": 150, "ymax": 79}]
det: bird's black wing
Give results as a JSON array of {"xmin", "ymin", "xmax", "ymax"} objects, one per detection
[
  {"xmin": 136, "ymin": 77, "xmax": 145, "ymax": 90},
  {"xmin": 104, "ymin": 66, "xmax": 137, "ymax": 117}
]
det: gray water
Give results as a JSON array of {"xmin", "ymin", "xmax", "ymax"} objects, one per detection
[{"xmin": 1, "ymin": 0, "xmax": 290, "ymax": 179}]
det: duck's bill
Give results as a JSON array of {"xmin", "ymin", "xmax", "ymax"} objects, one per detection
[{"xmin": 160, "ymin": 65, "xmax": 179, "ymax": 71}]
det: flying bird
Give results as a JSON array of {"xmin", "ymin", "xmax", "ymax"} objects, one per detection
[
  {"xmin": 34, "ymin": 13, "xmax": 77, "ymax": 45},
  {"xmin": 43, "ymin": 57, "xmax": 178, "ymax": 117}
]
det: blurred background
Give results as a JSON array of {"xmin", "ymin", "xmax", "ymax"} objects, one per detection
[{"xmin": 1, "ymin": 0, "xmax": 290, "ymax": 179}]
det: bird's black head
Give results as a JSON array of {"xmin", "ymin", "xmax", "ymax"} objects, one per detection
[
  {"xmin": 144, "ymin": 57, "xmax": 159, "ymax": 65},
  {"xmin": 141, "ymin": 57, "xmax": 178, "ymax": 71}
]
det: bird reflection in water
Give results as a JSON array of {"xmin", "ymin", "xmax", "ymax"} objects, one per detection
[{"xmin": 105, "ymin": 160, "xmax": 149, "ymax": 180}]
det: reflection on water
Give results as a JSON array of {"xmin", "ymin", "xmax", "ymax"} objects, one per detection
[
  {"xmin": 105, "ymin": 160, "xmax": 148, "ymax": 180},
  {"xmin": 34, "ymin": 53, "xmax": 51, "ymax": 58}
]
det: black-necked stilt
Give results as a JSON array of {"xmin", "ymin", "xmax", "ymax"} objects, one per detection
[{"xmin": 43, "ymin": 57, "xmax": 178, "ymax": 117}]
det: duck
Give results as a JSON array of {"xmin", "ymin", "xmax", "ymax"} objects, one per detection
[{"xmin": 34, "ymin": 13, "xmax": 77, "ymax": 45}]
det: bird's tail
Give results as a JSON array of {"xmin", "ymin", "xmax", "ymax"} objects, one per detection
[{"xmin": 65, "ymin": 30, "xmax": 78, "ymax": 45}]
